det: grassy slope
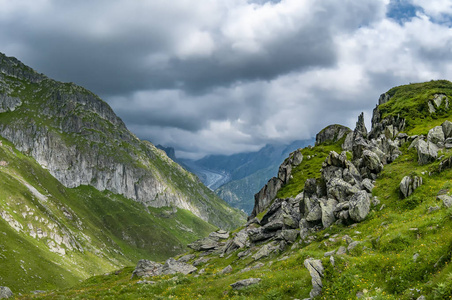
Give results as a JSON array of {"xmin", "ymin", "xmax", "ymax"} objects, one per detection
[
  {"xmin": 0, "ymin": 136, "xmax": 216, "ymax": 294},
  {"xmin": 0, "ymin": 61, "xmax": 245, "ymax": 231},
  {"xmin": 16, "ymin": 82, "xmax": 452, "ymax": 299}
]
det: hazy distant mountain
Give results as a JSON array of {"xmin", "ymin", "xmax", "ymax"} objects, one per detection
[{"xmin": 180, "ymin": 139, "xmax": 315, "ymax": 213}]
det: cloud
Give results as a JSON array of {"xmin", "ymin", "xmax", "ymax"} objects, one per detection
[{"xmin": 1, "ymin": 0, "xmax": 452, "ymax": 158}]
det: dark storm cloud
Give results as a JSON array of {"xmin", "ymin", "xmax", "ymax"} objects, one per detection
[{"xmin": 1, "ymin": 0, "xmax": 452, "ymax": 158}]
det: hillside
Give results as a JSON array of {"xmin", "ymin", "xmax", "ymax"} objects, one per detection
[
  {"xmin": 0, "ymin": 52, "xmax": 246, "ymax": 294},
  {"xmin": 16, "ymin": 80, "xmax": 452, "ymax": 300},
  {"xmin": 0, "ymin": 52, "xmax": 245, "ymax": 231}
]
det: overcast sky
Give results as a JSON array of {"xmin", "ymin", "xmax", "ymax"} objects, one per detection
[{"xmin": 1, "ymin": 0, "xmax": 452, "ymax": 158}]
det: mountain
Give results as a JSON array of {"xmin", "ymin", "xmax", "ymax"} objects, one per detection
[
  {"xmin": 181, "ymin": 139, "xmax": 314, "ymax": 213},
  {"xmin": 0, "ymin": 52, "xmax": 245, "ymax": 294},
  {"xmin": 18, "ymin": 80, "xmax": 452, "ymax": 299}
]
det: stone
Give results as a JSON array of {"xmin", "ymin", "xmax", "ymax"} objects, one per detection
[
  {"xmin": 251, "ymin": 177, "xmax": 283, "ymax": 218},
  {"xmin": 279, "ymin": 229, "xmax": 299, "ymax": 243},
  {"xmin": 209, "ymin": 231, "xmax": 229, "ymax": 240},
  {"xmin": 362, "ymin": 150, "xmax": 383, "ymax": 173},
  {"xmin": 413, "ymin": 253, "xmax": 419, "ymax": 262},
  {"xmin": 400, "ymin": 175, "xmax": 423, "ymax": 199},
  {"xmin": 320, "ymin": 198, "xmax": 338, "ymax": 228},
  {"xmin": 252, "ymin": 242, "xmax": 279, "ymax": 260},
  {"xmin": 417, "ymin": 140, "xmax": 438, "ymax": 165},
  {"xmin": 177, "ymin": 254, "xmax": 195, "ymax": 263},
  {"xmin": 326, "ymin": 178, "xmax": 359, "ymax": 203},
  {"xmin": 437, "ymin": 194, "xmax": 452, "ymax": 208},
  {"xmin": 230, "ymin": 278, "xmax": 261, "ymax": 290},
  {"xmin": 248, "ymin": 227, "xmax": 274, "ymax": 243},
  {"xmin": 0, "ymin": 287, "xmax": 13, "ymax": 299},
  {"xmin": 347, "ymin": 241, "xmax": 361, "ymax": 252},
  {"xmin": 379, "ymin": 93, "xmax": 391, "ymax": 105},
  {"xmin": 417, "ymin": 296, "xmax": 426, "ymax": 300},
  {"xmin": 315, "ymin": 124, "xmax": 351, "ymax": 146},
  {"xmin": 428, "ymin": 101, "xmax": 436, "ymax": 113},
  {"xmin": 336, "ymin": 246, "xmax": 347, "ymax": 255},
  {"xmin": 161, "ymin": 258, "xmax": 197, "ymax": 275},
  {"xmin": 371, "ymin": 196, "xmax": 381, "ymax": 207},
  {"xmin": 342, "ymin": 131, "xmax": 354, "ymax": 151},
  {"xmin": 193, "ymin": 257, "xmax": 210, "ymax": 266},
  {"xmin": 428, "ymin": 206, "xmax": 440, "ymax": 213},
  {"xmin": 442, "ymin": 120, "xmax": 452, "ymax": 138},
  {"xmin": 349, "ymin": 191, "xmax": 371, "ymax": 222},
  {"xmin": 324, "ymin": 250, "xmax": 336, "ymax": 257},
  {"xmin": 304, "ymin": 258, "xmax": 324, "ymax": 298},
  {"xmin": 354, "ymin": 112, "xmax": 368, "ymax": 138},
  {"xmin": 131, "ymin": 260, "xmax": 163, "ymax": 278},
  {"xmin": 188, "ymin": 237, "xmax": 219, "ymax": 251},
  {"xmin": 222, "ymin": 229, "xmax": 249, "ymax": 254},
  {"xmin": 361, "ymin": 178, "xmax": 375, "ymax": 193},
  {"xmin": 219, "ymin": 265, "xmax": 232, "ymax": 275},
  {"xmin": 427, "ymin": 126, "xmax": 445, "ymax": 146}
]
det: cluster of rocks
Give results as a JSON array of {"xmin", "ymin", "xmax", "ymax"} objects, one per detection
[{"xmin": 131, "ymin": 257, "xmax": 198, "ymax": 279}]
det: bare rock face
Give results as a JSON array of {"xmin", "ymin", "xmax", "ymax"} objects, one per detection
[
  {"xmin": 427, "ymin": 126, "xmax": 445, "ymax": 146},
  {"xmin": 442, "ymin": 120, "xmax": 452, "ymax": 139}
]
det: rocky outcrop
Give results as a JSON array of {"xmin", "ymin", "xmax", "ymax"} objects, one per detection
[
  {"xmin": 250, "ymin": 149, "xmax": 303, "ymax": 218},
  {"xmin": 315, "ymin": 124, "xmax": 351, "ymax": 146}
]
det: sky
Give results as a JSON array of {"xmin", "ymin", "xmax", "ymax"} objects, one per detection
[{"xmin": 1, "ymin": 0, "xmax": 452, "ymax": 159}]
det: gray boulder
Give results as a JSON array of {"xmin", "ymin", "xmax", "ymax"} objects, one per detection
[
  {"xmin": 177, "ymin": 254, "xmax": 195, "ymax": 263},
  {"xmin": 304, "ymin": 258, "xmax": 324, "ymax": 298},
  {"xmin": 427, "ymin": 126, "xmax": 445, "ymax": 146},
  {"xmin": 161, "ymin": 258, "xmax": 197, "ymax": 275},
  {"xmin": 326, "ymin": 178, "xmax": 359, "ymax": 202},
  {"xmin": 219, "ymin": 265, "xmax": 232, "ymax": 275},
  {"xmin": 187, "ymin": 237, "xmax": 219, "ymax": 251},
  {"xmin": 230, "ymin": 278, "xmax": 261, "ymax": 290},
  {"xmin": 131, "ymin": 260, "xmax": 163, "ymax": 278},
  {"xmin": 362, "ymin": 150, "xmax": 383, "ymax": 173},
  {"xmin": 437, "ymin": 194, "xmax": 452, "ymax": 208},
  {"xmin": 349, "ymin": 191, "xmax": 371, "ymax": 222},
  {"xmin": 361, "ymin": 178, "xmax": 375, "ymax": 193},
  {"xmin": 252, "ymin": 241, "xmax": 279, "ymax": 260},
  {"xmin": 315, "ymin": 124, "xmax": 351, "ymax": 146},
  {"xmin": 417, "ymin": 140, "xmax": 438, "ymax": 165},
  {"xmin": 209, "ymin": 230, "xmax": 229, "ymax": 240},
  {"xmin": 442, "ymin": 120, "xmax": 452, "ymax": 138},
  {"xmin": 400, "ymin": 175, "xmax": 423, "ymax": 199},
  {"xmin": 320, "ymin": 198, "xmax": 338, "ymax": 228},
  {"xmin": 0, "ymin": 287, "xmax": 13, "ymax": 299}
]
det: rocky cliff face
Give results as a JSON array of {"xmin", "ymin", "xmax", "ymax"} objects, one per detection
[{"xmin": 0, "ymin": 52, "xmax": 245, "ymax": 230}]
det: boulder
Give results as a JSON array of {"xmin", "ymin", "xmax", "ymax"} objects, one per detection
[
  {"xmin": 442, "ymin": 120, "xmax": 452, "ymax": 138},
  {"xmin": 320, "ymin": 198, "xmax": 338, "ymax": 228},
  {"xmin": 278, "ymin": 229, "xmax": 299, "ymax": 243},
  {"xmin": 193, "ymin": 257, "xmax": 210, "ymax": 266},
  {"xmin": 161, "ymin": 258, "xmax": 197, "ymax": 275},
  {"xmin": 177, "ymin": 254, "xmax": 195, "ymax": 263},
  {"xmin": 349, "ymin": 191, "xmax": 371, "ymax": 222},
  {"xmin": 0, "ymin": 287, "xmax": 13, "ymax": 299},
  {"xmin": 326, "ymin": 178, "xmax": 359, "ymax": 202},
  {"xmin": 379, "ymin": 93, "xmax": 391, "ymax": 105},
  {"xmin": 400, "ymin": 175, "xmax": 423, "ymax": 199},
  {"xmin": 315, "ymin": 124, "xmax": 351, "ymax": 146},
  {"xmin": 361, "ymin": 178, "xmax": 375, "ymax": 193},
  {"xmin": 342, "ymin": 131, "xmax": 354, "ymax": 151},
  {"xmin": 219, "ymin": 265, "xmax": 232, "ymax": 275},
  {"xmin": 131, "ymin": 260, "xmax": 163, "ymax": 278},
  {"xmin": 354, "ymin": 112, "xmax": 368, "ymax": 139},
  {"xmin": 362, "ymin": 150, "xmax": 383, "ymax": 173},
  {"xmin": 427, "ymin": 126, "xmax": 445, "ymax": 146},
  {"xmin": 304, "ymin": 258, "xmax": 324, "ymax": 298},
  {"xmin": 230, "ymin": 278, "xmax": 261, "ymax": 290},
  {"xmin": 417, "ymin": 140, "xmax": 438, "ymax": 165},
  {"xmin": 437, "ymin": 194, "xmax": 452, "ymax": 208},
  {"xmin": 251, "ymin": 177, "xmax": 283, "ymax": 218},
  {"xmin": 252, "ymin": 242, "xmax": 279, "ymax": 260},
  {"xmin": 209, "ymin": 230, "xmax": 229, "ymax": 240},
  {"xmin": 187, "ymin": 237, "xmax": 219, "ymax": 251},
  {"xmin": 248, "ymin": 227, "xmax": 274, "ymax": 243}
]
